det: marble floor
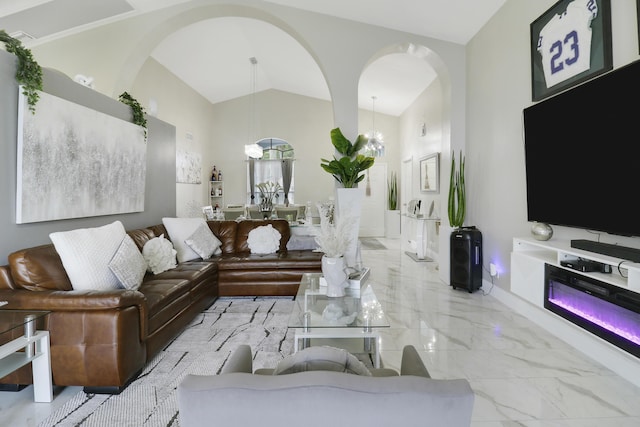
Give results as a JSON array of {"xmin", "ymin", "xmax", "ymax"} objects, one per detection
[{"xmin": 2, "ymin": 237, "xmax": 640, "ymax": 426}]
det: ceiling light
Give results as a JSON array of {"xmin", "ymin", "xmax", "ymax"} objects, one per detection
[
  {"xmin": 362, "ymin": 96, "xmax": 385, "ymax": 157},
  {"xmin": 245, "ymin": 56, "xmax": 264, "ymax": 159},
  {"xmin": 244, "ymin": 143, "xmax": 263, "ymax": 158}
]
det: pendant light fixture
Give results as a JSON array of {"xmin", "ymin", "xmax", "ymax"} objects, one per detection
[
  {"xmin": 362, "ymin": 95, "xmax": 385, "ymax": 157},
  {"xmin": 244, "ymin": 56, "xmax": 263, "ymax": 159}
]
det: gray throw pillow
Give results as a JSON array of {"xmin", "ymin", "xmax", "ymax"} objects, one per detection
[
  {"xmin": 109, "ymin": 234, "xmax": 147, "ymax": 290},
  {"xmin": 184, "ymin": 222, "xmax": 222, "ymax": 259},
  {"xmin": 273, "ymin": 346, "xmax": 372, "ymax": 376}
]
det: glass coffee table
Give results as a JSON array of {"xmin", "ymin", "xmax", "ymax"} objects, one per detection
[
  {"xmin": 0, "ymin": 308, "xmax": 52, "ymax": 402},
  {"xmin": 288, "ymin": 273, "xmax": 389, "ymax": 368}
]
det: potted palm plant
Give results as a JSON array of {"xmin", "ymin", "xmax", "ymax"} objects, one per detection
[
  {"xmin": 320, "ymin": 127, "xmax": 375, "ymax": 270},
  {"xmin": 320, "ymin": 128, "xmax": 375, "ymax": 188}
]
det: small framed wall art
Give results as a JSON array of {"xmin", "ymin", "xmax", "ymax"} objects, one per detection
[
  {"xmin": 419, "ymin": 153, "xmax": 439, "ymax": 193},
  {"xmin": 530, "ymin": 0, "xmax": 612, "ymax": 101}
]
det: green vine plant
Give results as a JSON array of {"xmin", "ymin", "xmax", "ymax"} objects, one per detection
[
  {"xmin": 0, "ymin": 30, "xmax": 43, "ymax": 114},
  {"xmin": 118, "ymin": 91, "xmax": 148, "ymax": 140},
  {"xmin": 447, "ymin": 150, "xmax": 466, "ymax": 229}
]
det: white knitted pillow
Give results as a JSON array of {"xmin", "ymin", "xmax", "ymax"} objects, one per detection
[
  {"xmin": 49, "ymin": 221, "xmax": 126, "ymax": 291},
  {"xmin": 247, "ymin": 224, "xmax": 281, "ymax": 254},
  {"xmin": 142, "ymin": 234, "xmax": 177, "ymax": 274}
]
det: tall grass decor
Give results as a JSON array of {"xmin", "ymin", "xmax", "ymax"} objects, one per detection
[
  {"xmin": 447, "ymin": 150, "xmax": 465, "ymax": 228},
  {"xmin": 387, "ymin": 171, "xmax": 398, "ymax": 210}
]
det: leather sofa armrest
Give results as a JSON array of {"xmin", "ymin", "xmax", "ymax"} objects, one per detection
[
  {"xmin": 0, "ymin": 288, "xmax": 146, "ymax": 311},
  {"xmin": 221, "ymin": 344, "xmax": 253, "ymax": 374},
  {"xmin": 0, "ymin": 265, "xmax": 17, "ymax": 289},
  {"xmin": 400, "ymin": 345, "xmax": 430, "ymax": 378},
  {"xmin": 0, "ymin": 288, "xmax": 148, "ymax": 340}
]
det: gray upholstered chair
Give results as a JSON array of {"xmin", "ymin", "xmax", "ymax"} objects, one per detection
[
  {"xmin": 222, "ymin": 207, "xmax": 245, "ymax": 220},
  {"xmin": 274, "ymin": 205, "xmax": 299, "ymax": 221},
  {"xmin": 246, "ymin": 204, "xmax": 265, "ymax": 219},
  {"xmin": 177, "ymin": 345, "xmax": 474, "ymax": 427}
]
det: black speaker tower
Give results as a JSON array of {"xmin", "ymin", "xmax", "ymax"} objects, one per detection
[{"xmin": 450, "ymin": 227, "xmax": 482, "ymax": 293}]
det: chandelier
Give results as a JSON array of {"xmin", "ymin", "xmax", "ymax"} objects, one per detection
[
  {"xmin": 362, "ymin": 95, "xmax": 384, "ymax": 157},
  {"xmin": 244, "ymin": 56, "xmax": 264, "ymax": 159}
]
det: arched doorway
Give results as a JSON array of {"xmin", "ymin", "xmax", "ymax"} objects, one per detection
[
  {"xmin": 128, "ymin": 13, "xmax": 333, "ymax": 216},
  {"xmin": 358, "ymin": 45, "xmax": 446, "ymax": 240}
]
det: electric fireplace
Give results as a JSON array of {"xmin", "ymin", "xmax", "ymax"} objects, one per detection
[{"xmin": 544, "ymin": 264, "xmax": 640, "ymax": 359}]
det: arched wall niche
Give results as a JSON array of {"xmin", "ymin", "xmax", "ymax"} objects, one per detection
[
  {"xmin": 358, "ymin": 41, "xmax": 451, "ymax": 241},
  {"xmin": 358, "ymin": 41, "xmax": 452, "ymax": 178},
  {"xmin": 121, "ymin": 5, "xmax": 334, "ymax": 213}
]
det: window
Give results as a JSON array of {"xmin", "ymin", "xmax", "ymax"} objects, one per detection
[{"xmin": 247, "ymin": 138, "xmax": 295, "ymax": 205}]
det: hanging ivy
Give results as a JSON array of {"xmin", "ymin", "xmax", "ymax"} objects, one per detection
[
  {"xmin": 0, "ymin": 29, "xmax": 43, "ymax": 113},
  {"xmin": 118, "ymin": 91, "xmax": 147, "ymax": 140}
]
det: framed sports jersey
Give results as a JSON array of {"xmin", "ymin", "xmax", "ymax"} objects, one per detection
[{"xmin": 530, "ymin": 0, "xmax": 612, "ymax": 101}]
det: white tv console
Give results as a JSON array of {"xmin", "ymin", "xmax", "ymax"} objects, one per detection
[{"xmin": 510, "ymin": 237, "xmax": 640, "ymax": 387}]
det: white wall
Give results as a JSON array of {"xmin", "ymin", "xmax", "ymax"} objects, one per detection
[
  {"xmin": 131, "ymin": 58, "xmax": 215, "ymax": 217},
  {"xmin": 466, "ymin": 0, "xmax": 640, "ymax": 292},
  {"xmin": 209, "ymin": 89, "xmax": 336, "ymax": 207}
]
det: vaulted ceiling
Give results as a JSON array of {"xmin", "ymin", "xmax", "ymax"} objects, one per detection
[{"xmin": 0, "ymin": 0, "xmax": 506, "ymax": 116}]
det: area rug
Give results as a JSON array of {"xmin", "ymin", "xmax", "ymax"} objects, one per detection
[
  {"xmin": 359, "ymin": 238, "xmax": 387, "ymax": 250},
  {"xmin": 38, "ymin": 297, "xmax": 298, "ymax": 427}
]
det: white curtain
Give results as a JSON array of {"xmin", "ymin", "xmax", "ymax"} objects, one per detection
[
  {"xmin": 248, "ymin": 160, "xmax": 294, "ymax": 204},
  {"xmin": 281, "ymin": 159, "xmax": 293, "ymax": 206}
]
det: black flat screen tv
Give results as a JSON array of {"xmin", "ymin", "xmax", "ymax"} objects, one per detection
[{"xmin": 523, "ymin": 59, "xmax": 640, "ymax": 237}]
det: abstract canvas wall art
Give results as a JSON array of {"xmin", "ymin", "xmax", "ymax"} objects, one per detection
[
  {"xmin": 176, "ymin": 149, "xmax": 202, "ymax": 184},
  {"xmin": 16, "ymin": 89, "xmax": 147, "ymax": 223}
]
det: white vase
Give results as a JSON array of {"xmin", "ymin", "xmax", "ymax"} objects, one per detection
[
  {"xmin": 335, "ymin": 187, "xmax": 363, "ymax": 269},
  {"xmin": 321, "ymin": 255, "xmax": 348, "ymax": 297},
  {"xmin": 531, "ymin": 222, "xmax": 553, "ymax": 241}
]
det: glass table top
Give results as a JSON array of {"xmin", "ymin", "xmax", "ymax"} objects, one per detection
[
  {"xmin": 0, "ymin": 309, "xmax": 50, "ymax": 336},
  {"xmin": 288, "ymin": 273, "xmax": 389, "ymax": 329}
]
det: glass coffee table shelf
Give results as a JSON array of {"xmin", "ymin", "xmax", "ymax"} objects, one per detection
[
  {"xmin": 0, "ymin": 309, "xmax": 52, "ymax": 402},
  {"xmin": 288, "ymin": 273, "xmax": 389, "ymax": 368}
]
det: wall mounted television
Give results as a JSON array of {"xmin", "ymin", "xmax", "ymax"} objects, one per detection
[{"xmin": 523, "ymin": 59, "xmax": 640, "ymax": 238}]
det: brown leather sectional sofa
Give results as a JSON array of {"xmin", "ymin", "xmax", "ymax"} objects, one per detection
[{"xmin": 0, "ymin": 219, "xmax": 322, "ymax": 393}]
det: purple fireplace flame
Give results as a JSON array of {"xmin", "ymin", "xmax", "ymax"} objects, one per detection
[
  {"xmin": 548, "ymin": 292, "xmax": 640, "ymax": 346},
  {"xmin": 545, "ymin": 263, "xmax": 640, "ymax": 358}
]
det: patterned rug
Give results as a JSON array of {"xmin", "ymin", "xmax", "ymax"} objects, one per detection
[
  {"xmin": 359, "ymin": 238, "xmax": 387, "ymax": 250},
  {"xmin": 38, "ymin": 297, "xmax": 298, "ymax": 427}
]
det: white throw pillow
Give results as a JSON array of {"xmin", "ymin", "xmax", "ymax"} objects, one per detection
[
  {"xmin": 49, "ymin": 221, "xmax": 126, "ymax": 291},
  {"xmin": 273, "ymin": 346, "xmax": 371, "ymax": 376},
  {"xmin": 109, "ymin": 234, "xmax": 147, "ymax": 290},
  {"xmin": 142, "ymin": 234, "xmax": 177, "ymax": 274},
  {"xmin": 184, "ymin": 222, "xmax": 222, "ymax": 259},
  {"xmin": 162, "ymin": 217, "xmax": 210, "ymax": 263},
  {"xmin": 247, "ymin": 224, "xmax": 281, "ymax": 254}
]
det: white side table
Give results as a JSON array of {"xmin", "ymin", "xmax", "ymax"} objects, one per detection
[
  {"xmin": 403, "ymin": 214, "xmax": 440, "ymax": 261},
  {"xmin": 0, "ymin": 310, "xmax": 53, "ymax": 402}
]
